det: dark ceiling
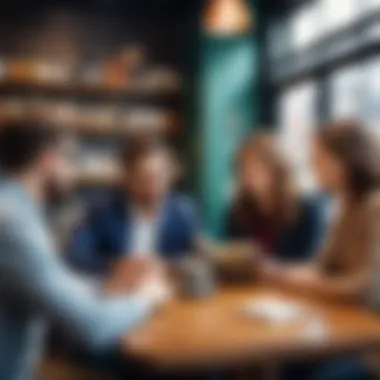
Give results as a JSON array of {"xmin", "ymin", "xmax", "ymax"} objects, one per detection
[
  {"xmin": 0, "ymin": 0, "xmax": 306, "ymax": 23},
  {"xmin": 0, "ymin": 0, "xmax": 200, "ymax": 20}
]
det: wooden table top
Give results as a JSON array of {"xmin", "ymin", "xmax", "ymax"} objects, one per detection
[{"xmin": 122, "ymin": 285, "xmax": 380, "ymax": 372}]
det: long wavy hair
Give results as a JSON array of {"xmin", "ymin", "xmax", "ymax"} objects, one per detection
[
  {"xmin": 230, "ymin": 131, "xmax": 299, "ymax": 235},
  {"xmin": 316, "ymin": 120, "xmax": 380, "ymax": 202}
]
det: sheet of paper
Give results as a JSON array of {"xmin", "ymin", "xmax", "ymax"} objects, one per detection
[{"xmin": 241, "ymin": 296, "xmax": 309, "ymax": 325}]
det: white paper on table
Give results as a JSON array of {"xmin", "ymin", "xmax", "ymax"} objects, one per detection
[{"xmin": 241, "ymin": 296, "xmax": 310, "ymax": 325}]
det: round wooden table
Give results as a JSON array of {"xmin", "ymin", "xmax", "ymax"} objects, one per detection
[{"xmin": 123, "ymin": 285, "xmax": 380, "ymax": 375}]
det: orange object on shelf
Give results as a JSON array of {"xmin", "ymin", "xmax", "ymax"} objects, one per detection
[
  {"xmin": 8, "ymin": 60, "xmax": 33, "ymax": 83},
  {"xmin": 120, "ymin": 45, "xmax": 146, "ymax": 73},
  {"xmin": 104, "ymin": 58, "xmax": 127, "ymax": 90}
]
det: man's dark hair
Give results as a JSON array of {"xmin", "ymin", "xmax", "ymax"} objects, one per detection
[
  {"xmin": 0, "ymin": 122, "xmax": 61, "ymax": 174},
  {"xmin": 121, "ymin": 135, "xmax": 172, "ymax": 172}
]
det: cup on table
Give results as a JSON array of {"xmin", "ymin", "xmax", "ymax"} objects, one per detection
[
  {"xmin": 175, "ymin": 258, "xmax": 216, "ymax": 299},
  {"xmin": 197, "ymin": 239, "xmax": 259, "ymax": 284}
]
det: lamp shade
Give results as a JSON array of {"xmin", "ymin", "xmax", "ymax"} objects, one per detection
[{"xmin": 203, "ymin": 0, "xmax": 254, "ymax": 36}]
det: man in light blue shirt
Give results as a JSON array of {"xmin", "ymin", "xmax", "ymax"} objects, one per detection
[{"xmin": 0, "ymin": 122, "xmax": 170, "ymax": 380}]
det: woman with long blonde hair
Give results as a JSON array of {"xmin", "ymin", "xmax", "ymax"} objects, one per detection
[{"xmin": 227, "ymin": 131, "xmax": 325, "ymax": 261}]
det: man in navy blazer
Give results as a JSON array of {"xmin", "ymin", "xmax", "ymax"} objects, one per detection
[{"xmin": 67, "ymin": 138, "xmax": 198, "ymax": 275}]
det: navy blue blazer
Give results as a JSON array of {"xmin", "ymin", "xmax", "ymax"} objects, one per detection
[
  {"xmin": 227, "ymin": 196, "xmax": 327, "ymax": 261},
  {"xmin": 67, "ymin": 194, "xmax": 198, "ymax": 274}
]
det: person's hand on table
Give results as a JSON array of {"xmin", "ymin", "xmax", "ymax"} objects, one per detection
[
  {"xmin": 257, "ymin": 258, "xmax": 319, "ymax": 290},
  {"xmin": 135, "ymin": 273, "xmax": 173, "ymax": 310},
  {"xmin": 285, "ymin": 266, "xmax": 317, "ymax": 282},
  {"xmin": 256, "ymin": 258, "xmax": 285, "ymax": 283},
  {"xmin": 104, "ymin": 256, "xmax": 165, "ymax": 295}
]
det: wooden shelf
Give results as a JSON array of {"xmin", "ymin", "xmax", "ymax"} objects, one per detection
[
  {"xmin": 0, "ymin": 79, "xmax": 181, "ymax": 103},
  {"xmin": 72, "ymin": 122, "xmax": 179, "ymax": 136},
  {"xmin": 0, "ymin": 77, "xmax": 182, "ymax": 188},
  {"xmin": 74, "ymin": 172, "xmax": 123, "ymax": 187},
  {"xmin": 0, "ymin": 117, "xmax": 180, "ymax": 136}
]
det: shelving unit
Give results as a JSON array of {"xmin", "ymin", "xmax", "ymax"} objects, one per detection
[
  {"xmin": 0, "ymin": 0, "xmax": 188, "ymax": 192},
  {"xmin": 74, "ymin": 172, "xmax": 123, "ymax": 187},
  {"xmin": 0, "ymin": 80, "xmax": 181, "ymax": 101},
  {"xmin": 0, "ymin": 115, "xmax": 180, "ymax": 136},
  {"xmin": 0, "ymin": 67, "xmax": 182, "ymax": 188}
]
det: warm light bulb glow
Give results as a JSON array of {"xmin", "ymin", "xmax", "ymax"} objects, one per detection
[{"xmin": 203, "ymin": 0, "xmax": 254, "ymax": 36}]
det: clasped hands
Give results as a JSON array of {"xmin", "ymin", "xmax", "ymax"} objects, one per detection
[
  {"xmin": 105, "ymin": 255, "xmax": 172, "ymax": 308},
  {"xmin": 255, "ymin": 256, "xmax": 318, "ymax": 290}
]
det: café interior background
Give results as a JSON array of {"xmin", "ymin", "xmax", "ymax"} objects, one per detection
[{"xmin": 0, "ymin": 0, "xmax": 380, "ymax": 237}]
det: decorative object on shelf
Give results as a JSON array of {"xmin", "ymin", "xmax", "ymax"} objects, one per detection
[
  {"xmin": 0, "ymin": 60, "xmax": 7, "ymax": 80},
  {"xmin": 104, "ymin": 55, "xmax": 127, "ymax": 90},
  {"xmin": 8, "ymin": 59, "xmax": 33, "ymax": 82},
  {"xmin": 133, "ymin": 67, "xmax": 181, "ymax": 93},
  {"xmin": 77, "ymin": 144, "xmax": 120, "ymax": 173},
  {"xmin": 203, "ymin": 0, "xmax": 254, "ymax": 36},
  {"xmin": 0, "ymin": 97, "xmax": 26, "ymax": 122},
  {"xmin": 48, "ymin": 102, "xmax": 77, "ymax": 126},
  {"xmin": 103, "ymin": 45, "xmax": 146, "ymax": 90},
  {"xmin": 0, "ymin": 55, "xmax": 180, "ymax": 94},
  {"xmin": 32, "ymin": 60, "xmax": 73, "ymax": 84},
  {"xmin": 124, "ymin": 107, "xmax": 170, "ymax": 132},
  {"xmin": 0, "ymin": 97, "xmax": 178, "ymax": 135},
  {"xmin": 120, "ymin": 45, "xmax": 146, "ymax": 75},
  {"xmin": 82, "ymin": 61, "xmax": 103, "ymax": 87}
]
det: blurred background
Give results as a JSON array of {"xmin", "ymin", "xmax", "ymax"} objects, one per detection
[{"xmin": 0, "ymin": 0, "xmax": 379, "ymax": 238}]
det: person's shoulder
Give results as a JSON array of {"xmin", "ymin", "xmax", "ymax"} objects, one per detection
[
  {"xmin": 0, "ymin": 201, "xmax": 19, "ymax": 225},
  {"xmin": 0, "ymin": 194, "xmax": 29, "ymax": 234},
  {"xmin": 168, "ymin": 193, "xmax": 197, "ymax": 216}
]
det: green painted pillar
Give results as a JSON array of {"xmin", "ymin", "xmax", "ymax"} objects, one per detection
[{"xmin": 197, "ymin": 2, "xmax": 260, "ymax": 238}]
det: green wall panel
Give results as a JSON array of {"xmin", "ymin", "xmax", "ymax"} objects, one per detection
[
  {"xmin": 199, "ymin": 34, "xmax": 259, "ymax": 237},
  {"xmin": 183, "ymin": 0, "xmax": 261, "ymax": 238}
]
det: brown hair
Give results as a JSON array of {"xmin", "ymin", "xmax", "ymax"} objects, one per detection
[
  {"xmin": 316, "ymin": 120, "xmax": 380, "ymax": 201},
  {"xmin": 121, "ymin": 135, "xmax": 179, "ymax": 179},
  {"xmin": 0, "ymin": 121, "xmax": 62, "ymax": 173},
  {"xmin": 231, "ymin": 131, "xmax": 298, "ymax": 233}
]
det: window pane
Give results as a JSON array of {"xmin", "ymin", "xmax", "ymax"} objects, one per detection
[
  {"xmin": 365, "ymin": 0, "xmax": 380, "ymax": 13},
  {"xmin": 362, "ymin": 57, "xmax": 380, "ymax": 139},
  {"xmin": 291, "ymin": 2, "xmax": 320, "ymax": 50},
  {"xmin": 277, "ymin": 81, "xmax": 318, "ymax": 192},
  {"xmin": 320, "ymin": 0, "xmax": 360, "ymax": 35},
  {"xmin": 329, "ymin": 64, "xmax": 365, "ymax": 119},
  {"xmin": 268, "ymin": 19, "xmax": 291, "ymax": 60}
]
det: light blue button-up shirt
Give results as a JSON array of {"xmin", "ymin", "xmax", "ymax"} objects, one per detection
[{"xmin": 0, "ymin": 179, "xmax": 154, "ymax": 380}]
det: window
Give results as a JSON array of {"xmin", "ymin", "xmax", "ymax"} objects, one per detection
[
  {"xmin": 291, "ymin": 2, "xmax": 320, "ymax": 51},
  {"xmin": 268, "ymin": 19, "xmax": 291, "ymax": 61},
  {"xmin": 273, "ymin": 0, "xmax": 380, "ymax": 194},
  {"xmin": 365, "ymin": 0, "xmax": 380, "ymax": 13},
  {"xmin": 329, "ymin": 64, "xmax": 365, "ymax": 120},
  {"xmin": 362, "ymin": 57, "xmax": 380, "ymax": 139},
  {"xmin": 277, "ymin": 81, "xmax": 318, "ymax": 192},
  {"xmin": 329, "ymin": 60, "xmax": 380, "ymax": 139},
  {"xmin": 319, "ymin": 0, "xmax": 361, "ymax": 36}
]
